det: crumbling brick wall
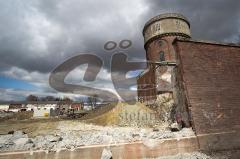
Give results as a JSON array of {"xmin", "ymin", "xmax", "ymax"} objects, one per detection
[
  {"xmin": 174, "ymin": 39, "xmax": 240, "ymax": 135},
  {"xmin": 137, "ymin": 67, "xmax": 156, "ymax": 104}
]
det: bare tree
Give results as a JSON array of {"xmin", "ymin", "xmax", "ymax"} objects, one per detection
[
  {"xmin": 87, "ymin": 95, "xmax": 98, "ymax": 110},
  {"xmin": 41, "ymin": 96, "xmax": 56, "ymax": 101},
  {"xmin": 26, "ymin": 95, "xmax": 38, "ymax": 101},
  {"xmin": 62, "ymin": 96, "xmax": 72, "ymax": 102}
]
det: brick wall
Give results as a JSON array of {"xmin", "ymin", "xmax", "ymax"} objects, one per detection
[
  {"xmin": 137, "ymin": 36, "xmax": 177, "ymax": 104},
  {"xmin": 174, "ymin": 39, "xmax": 240, "ymax": 135},
  {"xmin": 137, "ymin": 67, "xmax": 156, "ymax": 104}
]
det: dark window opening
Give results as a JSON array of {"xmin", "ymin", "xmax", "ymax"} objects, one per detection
[
  {"xmin": 158, "ymin": 40, "xmax": 163, "ymax": 46},
  {"xmin": 159, "ymin": 51, "xmax": 165, "ymax": 61}
]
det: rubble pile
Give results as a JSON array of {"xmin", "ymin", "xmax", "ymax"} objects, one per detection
[
  {"xmin": 151, "ymin": 93, "xmax": 175, "ymax": 123},
  {"xmin": 0, "ymin": 122, "xmax": 194, "ymax": 152}
]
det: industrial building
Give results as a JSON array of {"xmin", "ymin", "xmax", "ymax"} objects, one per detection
[{"xmin": 137, "ymin": 13, "xmax": 240, "ymax": 150}]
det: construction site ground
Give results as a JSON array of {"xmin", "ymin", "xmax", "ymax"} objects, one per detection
[{"xmin": 1, "ymin": 102, "xmax": 240, "ymax": 158}]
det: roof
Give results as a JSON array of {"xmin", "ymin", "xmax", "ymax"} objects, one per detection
[{"xmin": 173, "ymin": 38, "xmax": 240, "ymax": 48}]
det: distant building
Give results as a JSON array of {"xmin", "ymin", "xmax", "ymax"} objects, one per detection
[
  {"xmin": 71, "ymin": 103, "xmax": 83, "ymax": 111},
  {"xmin": 32, "ymin": 101, "xmax": 58, "ymax": 118},
  {"xmin": 0, "ymin": 104, "xmax": 9, "ymax": 111},
  {"xmin": 8, "ymin": 103, "xmax": 25, "ymax": 112},
  {"xmin": 25, "ymin": 103, "xmax": 35, "ymax": 111},
  {"xmin": 0, "ymin": 101, "xmax": 84, "ymax": 118}
]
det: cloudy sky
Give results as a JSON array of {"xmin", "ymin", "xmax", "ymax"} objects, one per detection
[{"xmin": 0, "ymin": 0, "xmax": 240, "ymax": 101}]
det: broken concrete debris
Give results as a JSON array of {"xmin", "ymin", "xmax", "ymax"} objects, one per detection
[
  {"xmin": 0, "ymin": 122, "xmax": 194, "ymax": 152},
  {"xmin": 101, "ymin": 148, "xmax": 113, "ymax": 159},
  {"xmin": 170, "ymin": 122, "xmax": 181, "ymax": 132}
]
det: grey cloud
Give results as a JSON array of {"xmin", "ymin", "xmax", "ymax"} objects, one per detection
[
  {"xmin": 0, "ymin": 0, "xmax": 239, "ymax": 100},
  {"xmin": 145, "ymin": 0, "xmax": 240, "ymax": 42},
  {"xmin": 0, "ymin": 0, "xmax": 147, "ymax": 74}
]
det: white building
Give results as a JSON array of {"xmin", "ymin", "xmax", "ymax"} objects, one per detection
[
  {"xmin": 33, "ymin": 103, "xmax": 58, "ymax": 118},
  {"xmin": 83, "ymin": 104, "xmax": 92, "ymax": 111},
  {"xmin": 0, "ymin": 104, "xmax": 9, "ymax": 111},
  {"xmin": 8, "ymin": 103, "xmax": 23, "ymax": 112},
  {"xmin": 26, "ymin": 104, "xmax": 36, "ymax": 111}
]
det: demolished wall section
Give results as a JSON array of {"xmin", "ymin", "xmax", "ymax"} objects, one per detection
[
  {"xmin": 137, "ymin": 67, "xmax": 157, "ymax": 104},
  {"xmin": 173, "ymin": 65, "xmax": 191, "ymax": 128},
  {"xmin": 174, "ymin": 39, "xmax": 240, "ymax": 135}
]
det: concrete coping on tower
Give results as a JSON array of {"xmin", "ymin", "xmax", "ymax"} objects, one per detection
[
  {"xmin": 143, "ymin": 13, "xmax": 191, "ymax": 47},
  {"xmin": 143, "ymin": 13, "xmax": 190, "ymax": 33}
]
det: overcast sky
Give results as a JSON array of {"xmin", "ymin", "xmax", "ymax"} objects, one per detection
[{"xmin": 0, "ymin": 0, "xmax": 240, "ymax": 101}]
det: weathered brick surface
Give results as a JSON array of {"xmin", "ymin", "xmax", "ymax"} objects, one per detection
[
  {"xmin": 174, "ymin": 40, "xmax": 240, "ymax": 135},
  {"xmin": 145, "ymin": 36, "xmax": 177, "ymax": 62},
  {"xmin": 137, "ymin": 67, "xmax": 156, "ymax": 103},
  {"xmin": 137, "ymin": 36, "xmax": 177, "ymax": 103}
]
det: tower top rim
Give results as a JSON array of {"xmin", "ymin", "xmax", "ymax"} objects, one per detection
[{"xmin": 143, "ymin": 13, "xmax": 190, "ymax": 35}]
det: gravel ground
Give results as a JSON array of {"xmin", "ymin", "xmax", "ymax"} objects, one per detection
[{"xmin": 0, "ymin": 121, "xmax": 194, "ymax": 152}]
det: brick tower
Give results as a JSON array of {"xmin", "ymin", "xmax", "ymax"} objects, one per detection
[
  {"xmin": 137, "ymin": 13, "xmax": 191, "ymax": 126},
  {"xmin": 143, "ymin": 13, "xmax": 191, "ymax": 65}
]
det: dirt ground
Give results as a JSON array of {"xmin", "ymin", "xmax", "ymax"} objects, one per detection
[{"xmin": 0, "ymin": 118, "xmax": 63, "ymax": 137}]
